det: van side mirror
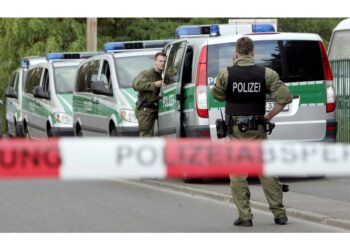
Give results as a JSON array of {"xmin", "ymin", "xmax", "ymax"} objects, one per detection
[
  {"xmin": 91, "ymin": 80, "xmax": 113, "ymax": 96},
  {"xmin": 33, "ymin": 86, "xmax": 50, "ymax": 100},
  {"xmin": 5, "ymin": 87, "xmax": 18, "ymax": 99}
]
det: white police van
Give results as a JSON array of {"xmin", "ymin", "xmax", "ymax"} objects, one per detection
[
  {"xmin": 22, "ymin": 52, "xmax": 101, "ymax": 139},
  {"xmin": 157, "ymin": 24, "xmax": 337, "ymax": 143},
  {"xmin": 73, "ymin": 40, "xmax": 171, "ymax": 137},
  {"xmin": 5, "ymin": 57, "xmax": 46, "ymax": 137}
]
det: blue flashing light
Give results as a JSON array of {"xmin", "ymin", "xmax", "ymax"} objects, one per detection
[
  {"xmin": 104, "ymin": 42, "xmax": 125, "ymax": 52},
  {"xmin": 175, "ymin": 26, "xmax": 202, "ymax": 38},
  {"xmin": 252, "ymin": 24, "xmax": 275, "ymax": 33},
  {"xmin": 46, "ymin": 52, "xmax": 92, "ymax": 61},
  {"xmin": 210, "ymin": 25, "xmax": 220, "ymax": 36},
  {"xmin": 104, "ymin": 40, "xmax": 172, "ymax": 52},
  {"xmin": 175, "ymin": 25, "xmax": 221, "ymax": 38},
  {"xmin": 47, "ymin": 53, "xmax": 65, "ymax": 60},
  {"xmin": 20, "ymin": 59, "xmax": 29, "ymax": 68}
]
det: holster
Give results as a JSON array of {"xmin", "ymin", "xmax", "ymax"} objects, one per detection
[{"xmin": 215, "ymin": 119, "xmax": 227, "ymax": 139}]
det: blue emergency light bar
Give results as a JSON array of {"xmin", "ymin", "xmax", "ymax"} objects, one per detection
[
  {"xmin": 175, "ymin": 23, "xmax": 276, "ymax": 38},
  {"xmin": 46, "ymin": 52, "xmax": 103, "ymax": 61},
  {"xmin": 252, "ymin": 24, "xmax": 275, "ymax": 33},
  {"xmin": 20, "ymin": 56, "xmax": 47, "ymax": 68},
  {"xmin": 175, "ymin": 25, "xmax": 220, "ymax": 38},
  {"xmin": 103, "ymin": 40, "xmax": 173, "ymax": 52}
]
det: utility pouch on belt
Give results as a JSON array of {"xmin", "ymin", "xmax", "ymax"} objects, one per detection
[
  {"xmin": 263, "ymin": 120, "xmax": 275, "ymax": 135},
  {"xmin": 136, "ymin": 96, "xmax": 147, "ymax": 110},
  {"xmin": 216, "ymin": 108, "xmax": 227, "ymax": 138},
  {"xmin": 237, "ymin": 117, "xmax": 249, "ymax": 132}
]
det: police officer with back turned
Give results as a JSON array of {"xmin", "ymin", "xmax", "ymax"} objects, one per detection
[
  {"xmin": 212, "ymin": 37, "xmax": 293, "ymax": 227},
  {"xmin": 133, "ymin": 52, "xmax": 166, "ymax": 137}
]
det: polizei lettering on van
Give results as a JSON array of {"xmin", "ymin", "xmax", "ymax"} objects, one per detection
[{"xmin": 232, "ymin": 82, "xmax": 261, "ymax": 93}]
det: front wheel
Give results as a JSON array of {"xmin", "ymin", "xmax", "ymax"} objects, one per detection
[{"xmin": 110, "ymin": 127, "xmax": 117, "ymax": 137}]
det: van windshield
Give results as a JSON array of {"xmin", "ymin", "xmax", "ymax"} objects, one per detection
[
  {"xmin": 54, "ymin": 66, "xmax": 78, "ymax": 93},
  {"xmin": 115, "ymin": 55, "xmax": 154, "ymax": 88},
  {"xmin": 329, "ymin": 30, "xmax": 350, "ymax": 60},
  {"xmin": 208, "ymin": 40, "xmax": 325, "ymax": 84}
]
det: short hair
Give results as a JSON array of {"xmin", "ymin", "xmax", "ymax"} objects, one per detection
[
  {"xmin": 236, "ymin": 37, "xmax": 254, "ymax": 55},
  {"xmin": 154, "ymin": 51, "xmax": 166, "ymax": 60}
]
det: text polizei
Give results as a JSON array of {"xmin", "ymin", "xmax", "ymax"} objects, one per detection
[{"xmin": 232, "ymin": 82, "xmax": 261, "ymax": 93}]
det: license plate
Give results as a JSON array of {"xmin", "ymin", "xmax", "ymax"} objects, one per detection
[{"xmin": 266, "ymin": 102, "xmax": 289, "ymax": 112}]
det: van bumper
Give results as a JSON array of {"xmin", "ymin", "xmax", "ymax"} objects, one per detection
[
  {"xmin": 322, "ymin": 120, "xmax": 337, "ymax": 142},
  {"xmin": 51, "ymin": 127, "xmax": 74, "ymax": 137},
  {"xmin": 117, "ymin": 126, "xmax": 139, "ymax": 136}
]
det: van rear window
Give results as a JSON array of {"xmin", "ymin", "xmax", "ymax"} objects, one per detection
[{"xmin": 208, "ymin": 40, "xmax": 325, "ymax": 84}]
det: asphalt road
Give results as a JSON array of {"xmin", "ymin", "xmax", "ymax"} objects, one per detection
[{"xmin": 0, "ymin": 179, "xmax": 345, "ymax": 232}]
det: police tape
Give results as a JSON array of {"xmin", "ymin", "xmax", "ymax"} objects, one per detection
[{"xmin": 1, "ymin": 138, "xmax": 350, "ymax": 179}]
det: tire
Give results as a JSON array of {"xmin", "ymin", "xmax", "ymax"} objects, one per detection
[
  {"xmin": 47, "ymin": 127, "xmax": 53, "ymax": 137},
  {"xmin": 76, "ymin": 127, "xmax": 83, "ymax": 137},
  {"xmin": 110, "ymin": 127, "xmax": 117, "ymax": 137},
  {"xmin": 24, "ymin": 125, "xmax": 30, "ymax": 138}
]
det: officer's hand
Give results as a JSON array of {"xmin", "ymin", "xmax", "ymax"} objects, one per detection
[{"xmin": 154, "ymin": 80, "xmax": 163, "ymax": 88}]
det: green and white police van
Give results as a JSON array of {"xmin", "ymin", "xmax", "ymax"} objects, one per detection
[
  {"xmin": 21, "ymin": 52, "xmax": 100, "ymax": 139},
  {"xmin": 157, "ymin": 24, "xmax": 337, "ymax": 142},
  {"xmin": 73, "ymin": 40, "xmax": 170, "ymax": 137},
  {"xmin": 5, "ymin": 57, "xmax": 46, "ymax": 137}
]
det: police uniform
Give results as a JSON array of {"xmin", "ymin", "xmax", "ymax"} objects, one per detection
[
  {"xmin": 133, "ymin": 67, "xmax": 162, "ymax": 137},
  {"xmin": 212, "ymin": 55, "xmax": 293, "ymax": 222}
]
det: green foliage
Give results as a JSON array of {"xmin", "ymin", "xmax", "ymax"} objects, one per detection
[{"xmin": 0, "ymin": 18, "xmax": 346, "ymax": 135}]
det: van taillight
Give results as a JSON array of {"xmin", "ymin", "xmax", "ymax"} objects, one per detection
[
  {"xmin": 196, "ymin": 46, "xmax": 208, "ymax": 118},
  {"xmin": 319, "ymin": 42, "xmax": 336, "ymax": 113}
]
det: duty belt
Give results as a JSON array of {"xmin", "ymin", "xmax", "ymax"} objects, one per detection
[{"xmin": 225, "ymin": 115, "xmax": 275, "ymax": 134}]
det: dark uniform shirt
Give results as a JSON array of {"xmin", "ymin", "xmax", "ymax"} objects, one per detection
[{"xmin": 133, "ymin": 67, "xmax": 162, "ymax": 104}]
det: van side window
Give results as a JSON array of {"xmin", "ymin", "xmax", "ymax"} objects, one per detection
[
  {"xmin": 101, "ymin": 60, "xmax": 112, "ymax": 93},
  {"xmin": 76, "ymin": 61, "xmax": 100, "ymax": 92},
  {"xmin": 164, "ymin": 41, "xmax": 187, "ymax": 85},
  {"xmin": 25, "ymin": 67, "xmax": 43, "ymax": 94},
  {"xmin": 76, "ymin": 62, "xmax": 90, "ymax": 92},
  {"xmin": 42, "ymin": 68, "xmax": 50, "ymax": 94},
  {"xmin": 13, "ymin": 72, "xmax": 20, "ymax": 93},
  {"xmin": 8, "ymin": 71, "xmax": 18, "ymax": 88},
  {"xmin": 181, "ymin": 48, "xmax": 193, "ymax": 85}
]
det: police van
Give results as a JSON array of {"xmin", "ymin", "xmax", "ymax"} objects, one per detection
[
  {"xmin": 73, "ymin": 40, "xmax": 171, "ymax": 137},
  {"xmin": 5, "ymin": 57, "xmax": 46, "ymax": 137},
  {"xmin": 22, "ymin": 52, "xmax": 100, "ymax": 139},
  {"xmin": 157, "ymin": 24, "xmax": 337, "ymax": 143}
]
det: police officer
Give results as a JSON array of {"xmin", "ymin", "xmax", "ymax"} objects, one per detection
[
  {"xmin": 133, "ymin": 52, "xmax": 166, "ymax": 137},
  {"xmin": 212, "ymin": 37, "xmax": 292, "ymax": 227}
]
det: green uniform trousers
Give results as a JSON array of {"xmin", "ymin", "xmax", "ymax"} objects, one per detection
[
  {"xmin": 229, "ymin": 125, "xmax": 286, "ymax": 220},
  {"xmin": 135, "ymin": 108, "xmax": 157, "ymax": 137}
]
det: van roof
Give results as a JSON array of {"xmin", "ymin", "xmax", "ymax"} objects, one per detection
[
  {"xmin": 334, "ymin": 18, "xmax": 350, "ymax": 31},
  {"xmin": 176, "ymin": 32, "xmax": 322, "ymax": 46}
]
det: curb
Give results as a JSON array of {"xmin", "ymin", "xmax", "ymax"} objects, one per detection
[{"xmin": 141, "ymin": 179, "xmax": 350, "ymax": 231}]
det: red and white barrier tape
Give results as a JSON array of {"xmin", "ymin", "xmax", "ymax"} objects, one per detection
[{"xmin": 0, "ymin": 138, "xmax": 350, "ymax": 179}]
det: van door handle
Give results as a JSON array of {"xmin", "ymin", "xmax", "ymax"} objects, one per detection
[
  {"xmin": 176, "ymin": 94, "xmax": 185, "ymax": 101},
  {"xmin": 91, "ymin": 98, "xmax": 99, "ymax": 104}
]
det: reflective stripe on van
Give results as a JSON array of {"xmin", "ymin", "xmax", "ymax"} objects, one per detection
[{"xmin": 208, "ymin": 80, "xmax": 326, "ymax": 109}]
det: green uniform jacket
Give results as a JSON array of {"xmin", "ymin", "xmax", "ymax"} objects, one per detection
[
  {"xmin": 212, "ymin": 56, "xmax": 293, "ymax": 105},
  {"xmin": 133, "ymin": 67, "xmax": 162, "ymax": 104}
]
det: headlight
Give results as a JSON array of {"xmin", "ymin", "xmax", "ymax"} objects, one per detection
[
  {"xmin": 54, "ymin": 112, "xmax": 73, "ymax": 124},
  {"xmin": 120, "ymin": 109, "xmax": 137, "ymax": 123}
]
